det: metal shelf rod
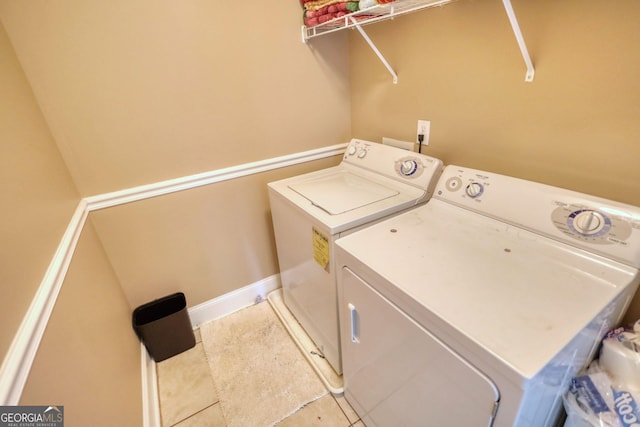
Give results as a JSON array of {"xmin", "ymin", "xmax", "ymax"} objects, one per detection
[
  {"xmin": 350, "ymin": 16, "xmax": 399, "ymax": 84},
  {"xmin": 502, "ymin": 0, "xmax": 535, "ymax": 82}
]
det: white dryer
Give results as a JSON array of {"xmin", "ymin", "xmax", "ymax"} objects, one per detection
[
  {"xmin": 268, "ymin": 139, "xmax": 443, "ymax": 375},
  {"xmin": 335, "ymin": 165, "xmax": 640, "ymax": 426}
]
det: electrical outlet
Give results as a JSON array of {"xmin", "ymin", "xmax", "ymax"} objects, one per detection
[{"xmin": 417, "ymin": 120, "xmax": 431, "ymax": 146}]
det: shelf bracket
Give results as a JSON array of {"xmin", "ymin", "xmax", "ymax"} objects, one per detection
[
  {"xmin": 502, "ymin": 0, "xmax": 535, "ymax": 82},
  {"xmin": 349, "ymin": 16, "xmax": 398, "ymax": 84}
]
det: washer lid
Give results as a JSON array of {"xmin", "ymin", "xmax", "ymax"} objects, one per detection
[{"xmin": 289, "ymin": 171, "xmax": 399, "ymax": 215}]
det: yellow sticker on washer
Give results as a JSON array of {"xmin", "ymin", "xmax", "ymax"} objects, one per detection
[{"xmin": 312, "ymin": 227, "xmax": 330, "ymax": 272}]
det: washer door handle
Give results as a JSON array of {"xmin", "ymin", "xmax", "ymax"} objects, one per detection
[{"xmin": 348, "ymin": 303, "xmax": 360, "ymax": 343}]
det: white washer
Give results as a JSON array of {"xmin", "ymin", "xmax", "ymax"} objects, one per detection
[
  {"xmin": 268, "ymin": 139, "xmax": 443, "ymax": 374},
  {"xmin": 335, "ymin": 165, "xmax": 640, "ymax": 426}
]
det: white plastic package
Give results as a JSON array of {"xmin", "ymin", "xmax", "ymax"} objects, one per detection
[
  {"xmin": 564, "ymin": 325, "xmax": 640, "ymax": 427},
  {"xmin": 600, "ymin": 331, "xmax": 640, "ymax": 389}
]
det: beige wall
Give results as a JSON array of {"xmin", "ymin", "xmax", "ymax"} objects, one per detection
[
  {"xmin": 348, "ymin": 0, "xmax": 640, "ymax": 322},
  {"xmin": 90, "ymin": 156, "xmax": 341, "ymax": 309},
  {"xmin": 0, "ymin": 0, "xmax": 351, "ymax": 310},
  {"xmin": 350, "ymin": 0, "xmax": 639, "ymax": 206},
  {"xmin": 20, "ymin": 222, "xmax": 142, "ymax": 426},
  {"xmin": 0, "ymin": 21, "xmax": 79, "ymax": 359},
  {"xmin": 1, "ymin": 17, "xmax": 140, "ymax": 424},
  {"xmin": 0, "ymin": 0, "xmax": 351, "ymax": 196}
]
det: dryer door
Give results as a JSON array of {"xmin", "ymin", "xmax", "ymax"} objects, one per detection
[{"xmin": 340, "ymin": 267, "xmax": 500, "ymax": 427}]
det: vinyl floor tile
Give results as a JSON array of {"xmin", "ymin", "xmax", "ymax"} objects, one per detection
[
  {"xmin": 174, "ymin": 403, "xmax": 226, "ymax": 427},
  {"xmin": 157, "ymin": 342, "xmax": 218, "ymax": 426},
  {"xmin": 275, "ymin": 394, "xmax": 351, "ymax": 427}
]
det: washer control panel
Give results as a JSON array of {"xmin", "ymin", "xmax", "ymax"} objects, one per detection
[
  {"xmin": 343, "ymin": 139, "xmax": 443, "ymax": 191},
  {"xmin": 434, "ymin": 165, "xmax": 640, "ymax": 267}
]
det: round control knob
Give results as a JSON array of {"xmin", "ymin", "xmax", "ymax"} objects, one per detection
[
  {"xmin": 347, "ymin": 145, "xmax": 357, "ymax": 156},
  {"xmin": 572, "ymin": 210, "xmax": 605, "ymax": 235},
  {"xmin": 465, "ymin": 182, "xmax": 484, "ymax": 198},
  {"xmin": 400, "ymin": 160, "xmax": 418, "ymax": 176},
  {"xmin": 357, "ymin": 149, "xmax": 367, "ymax": 159}
]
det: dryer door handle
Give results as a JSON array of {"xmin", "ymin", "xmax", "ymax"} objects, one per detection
[{"xmin": 348, "ymin": 303, "xmax": 360, "ymax": 343}]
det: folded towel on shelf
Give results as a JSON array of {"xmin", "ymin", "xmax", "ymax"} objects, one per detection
[
  {"xmin": 304, "ymin": 12, "xmax": 342, "ymax": 27},
  {"xmin": 305, "ymin": 2, "xmax": 358, "ymax": 18},
  {"xmin": 303, "ymin": 0, "xmax": 349, "ymax": 11},
  {"xmin": 328, "ymin": 2, "xmax": 348, "ymax": 13},
  {"xmin": 358, "ymin": 0, "xmax": 376, "ymax": 8},
  {"xmin": 303, "ymin": 1, "xmax": 359, "ymax": 27},
  {"xmin": 359, "ymin": 0, "xmax": 396, "ymax": 8}
]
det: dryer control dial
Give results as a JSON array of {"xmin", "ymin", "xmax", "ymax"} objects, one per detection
[
  {"xmin": 569, "ymin": 209, "xmax": 610, "ymax": 237},
  {"xmin": 400, "ymin": 160, "xmax": 418, "ymax": 176},
  {"xmin": 465, "ymin": 182, "xmax": 484, "ymax": 198},
  {"xmin": 551, "ymin": 205, "xmax": 631, "ymax": 244}
]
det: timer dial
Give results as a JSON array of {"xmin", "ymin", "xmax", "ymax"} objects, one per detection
[
  {"xmin": 347, "ymin": 145, "xmax": 357, "ymax": 156},
  {"xmin": 400, "ymin": 160, "xmax": 418, "ymax": 176},
  {"xmin": 465, "ymin": 182, "xmax": 484, "ymax": 198},
  {"xmin": 394, "ymin": 156, "xmax": 424, "ymax": 179},
  {"xmin": 570, "ymin": 210, "xmax": 607, "ymax": 236},
  {"xmin": 551, "ymin": 205, "xmax": 631, "ymax": 244}
]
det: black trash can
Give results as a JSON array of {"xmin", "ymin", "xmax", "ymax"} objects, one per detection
[{"xmin": 132, "ymin": 292, "xmax": 196, "ymax": 362}]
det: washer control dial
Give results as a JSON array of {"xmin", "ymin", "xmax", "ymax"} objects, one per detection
[
  {"xmin": 400, "ymin": 160, "xmax": 418, "ymax": 176},
  {"xmin": 394, "ymin": 156, "xmax": 425, "ymax": 179},
  {"xmin": 347, "ymin": 145, "xmax": 357, "ymax": 156},
  {"xmin": 357, "ymin": 149, "xmax": 367, "ymax": 159},
  {"xmin": 465, "ymin": 182, "xmax": 484, "ymax": 198}
]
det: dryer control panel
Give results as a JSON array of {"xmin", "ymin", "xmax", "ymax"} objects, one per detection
[
  {"xmin": 551, "ymin": 205, "xmax": 633, "ymax": 245},
  {"xmin": 434, "ymin": 165, "xmax": 640, "ymax": 268}
]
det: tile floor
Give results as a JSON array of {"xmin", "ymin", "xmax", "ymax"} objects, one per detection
[{"xmin": 156, "ymin": 306, "xmax": 366, "ymax": 427}]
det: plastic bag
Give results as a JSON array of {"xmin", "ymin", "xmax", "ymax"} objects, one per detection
[
  {"xmin": 599, "ymin": 323, "xmax": 640, "ymax": 390},
  {"xmin": 563, "ymin": 322, "xmax": 640, "ymax": 427}
]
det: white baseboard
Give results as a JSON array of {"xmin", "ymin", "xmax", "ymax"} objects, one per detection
[{"xmin": 188, "ymin": 274, "xmax": 281, "ymax": 328}]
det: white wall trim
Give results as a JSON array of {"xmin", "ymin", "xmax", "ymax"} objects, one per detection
[
  {"xmin": 85, "ymin": 143, "xmax": 347, "ymax": 211},
  {"xmin": 0, "ymin": 201, "xmax": 89, "ymax": 405},
  {"xmin": 141, "ymin": 344, "xmax": 161, "ymax": 427},
  {"xmin": 0, "ymin": 144, "xmax": 345, "ymax": 407},
  {"xmin": 188, "ymin": 274, "xmax": 281, "ymax": 328}
]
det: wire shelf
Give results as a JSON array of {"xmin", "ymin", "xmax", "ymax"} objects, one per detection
[
  {"xmin": 301, "ymin": 0, "xmax": 534, "ymax": 83},
  {"xmin": 303, "ymin": 0, "xmax": 454, "ymax": 40}
]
